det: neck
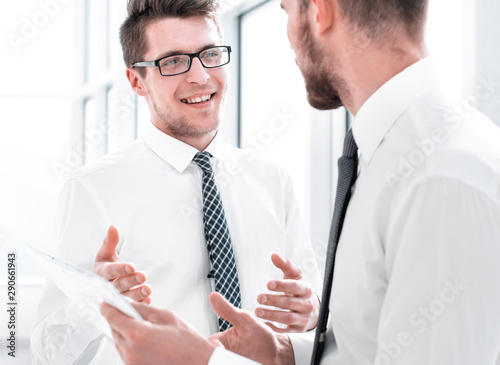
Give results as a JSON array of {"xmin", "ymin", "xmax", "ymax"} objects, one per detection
[
  {"xmin": 339, "ymin": 34, "xmax": 428, "ymax": 116},
  {"xmin": 153, "ymin": 121, "xmax": 218, "ymax": 151},
  {"xmin": 180, "ymin": 131, "xmax": 218, "ymax": 152}
]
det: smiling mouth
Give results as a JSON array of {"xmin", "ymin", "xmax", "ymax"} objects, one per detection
[{"xmin": 181, "ymin": 93, "xmax": 214, "ymax": 104}]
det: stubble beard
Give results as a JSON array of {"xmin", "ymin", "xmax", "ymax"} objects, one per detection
[
  {"xmin": 152, "ymin": 98, "xmax": 220, "ymax": 139},
  {"xmin": 297, "ymin": 16, "xmax": 350, "ymax": 111}
]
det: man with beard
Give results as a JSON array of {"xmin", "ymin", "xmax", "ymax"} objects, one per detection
[
  {"xmin": 30, "ymin": 1, "xmax": 322, "ymax": 364},
  {"xmin": 101, "ymin": 0, "xmax": 500, "ymax": 363}
]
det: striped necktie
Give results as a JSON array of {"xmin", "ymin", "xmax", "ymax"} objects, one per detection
[{"xmin": 193, "ymin": 151, "xmax": 242, "ymax": 331}]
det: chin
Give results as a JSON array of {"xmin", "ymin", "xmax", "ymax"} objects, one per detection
[
  {"xmin": 193, "ymin": 119, "xmax": 220, "ymax": 135},
  {"xmin": 307, "ymin": 94, "xmax": 344, "ymax": 111},
  {"xmin": 305, "ymin": 83, "xmax": 344, "ymax": 111}
]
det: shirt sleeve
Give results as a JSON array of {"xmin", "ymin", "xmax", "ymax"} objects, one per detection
[
  {"xmin": 208, "ymin": 347, "xmax": 262, "ymax": 365},
  {"xmin": 378, "ymin": 175, "xmax": 500, "ymax": 364},
  {"xmin": 31, "ymin": 178, "xmax": 111, "ymax": 364},
  {"xmin": 287, "ymin": 332, "xmax": 315, "ymax": 364}
]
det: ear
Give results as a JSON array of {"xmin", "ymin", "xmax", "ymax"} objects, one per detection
[
  {"xmin": 126, "ymin": 68, "xmax": 148, "ymax": 97},
  {"xmin": 311, "ymin": 0, "xmax": 334, "ymax": 36}
]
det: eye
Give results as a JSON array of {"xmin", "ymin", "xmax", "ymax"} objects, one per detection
[
  {"xmin": 202, "ymin": 49, "xmax": 221, "ymax": 59},
  {"xmin": 162, "ymin": 56, "xmax": 181, "ymax": 67}
]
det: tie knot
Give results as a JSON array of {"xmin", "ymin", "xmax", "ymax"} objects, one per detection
[
  {"xmin": 343, "ymin": 128, "xmax": 358, "ymax": 158},
  {"xmin": 193, "ymin": 151, "xmax": 213, "ymax": 173}
]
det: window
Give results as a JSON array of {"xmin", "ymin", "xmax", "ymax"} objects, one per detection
[{"xmin": 76, "ymin": 0, "xmax": 137, "ymax": 165}]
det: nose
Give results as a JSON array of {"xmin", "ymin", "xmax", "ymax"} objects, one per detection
[{"xmin": 186, "ymin": 56, "xmax": 210, "ymax": 84}]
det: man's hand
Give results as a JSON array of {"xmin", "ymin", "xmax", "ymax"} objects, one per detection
[
  {"xmin": 255, "ymin": 254, "xmax": 319, "ymax": 333},
  {"xmin": 209, "ymin": 292, "xmax": 295, "ymax": 365},
  {"xmin": 94, "ymin": 226, "xmax": 151, "ymax": 303},
  {"xmin": 101, "ymin": 302, "xmax": 216, "ymax": 365}
]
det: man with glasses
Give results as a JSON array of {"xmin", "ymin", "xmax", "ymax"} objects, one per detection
[
  {"xmin": 101, "ymin": 0, "xmax": 500, "ymax": 363},
  {"xmin": 31, "ymin": 1, "xmax": 321, "ymax": 364}
]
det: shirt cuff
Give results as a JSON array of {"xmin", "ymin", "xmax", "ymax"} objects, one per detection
[
  {"xmin": 288, "ymin": 332, "xmax": 315, "ymax": 365},
  {"xmin": 208, "ymin": 347, "xmax": 262, "ymax": 365}
]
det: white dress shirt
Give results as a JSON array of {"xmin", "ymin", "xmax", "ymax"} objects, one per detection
[
  {"xmin": 215, "ymin": 57, "xmax": 500, "ymax": 364},
  {"xmin": 30, "ymin": 124, "xmax": 321, "ymax": 364}
]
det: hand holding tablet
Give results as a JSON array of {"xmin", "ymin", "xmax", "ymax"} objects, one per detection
[{"xmin": 27, "ymin": 245, "xmax": 143, "ymax": 337}]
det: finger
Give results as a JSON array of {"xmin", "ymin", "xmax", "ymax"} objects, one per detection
[
  {"xmin": 207, "ymin": 333, "xmax": 225, "ymax": 349},
  {"xmin": 96, "ymin": 226, "xmax": 121, "ymax": 263},
  {"xmin": 109, "ymin": 326, "xmax": 126, "ymax": 346},
  {"xmin": 257, "ymin": 294, "xmax": 314, "ymax": 313},
  {"xmin": 130, "ymin": 301, "xmax": 174, "ymax": 324},
  {"xmin": 271, "ymin": 254, "xmax": 303, "ymax": 280},
  {"xmin": 96, "ymin": 261, "xmax": 137, "ymax": 281},
  {"xmin": 209, "ymin": 293, "xmax": 256, "ymax": 339},
  {"xmin": 122, "ymin": 284, "xmax": 152, "ymax": 302},
  {"xmin": 112, "ymin": 271, "xmax": 147, "ymax": 292},
  {"xmin": 255, "ymin": 307, "xmax": 306, "ymax": 328},
  {"xmin": 138, "ymin": 296, "xmax": 152, "ymax": 305},
  {"xmin": 264, "ymin": 322, "xmax": 288, "ymax": 334},
  {"xmin": 267, "ymin": 279, "xmax": 312, "ymax": 297},
  {"xmin": 209, "ymin": 292, "xmax": 248, "ymax": 328},
  {"xmin": 101, "ymin": 302, "xmax": 135, "ymax": 334},
  {"xmin": 94, "ymin": 226, "xmax": 136, "ymax": 280}
]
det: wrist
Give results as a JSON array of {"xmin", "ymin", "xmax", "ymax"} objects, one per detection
[
  {"xmin": 276, "ymin": 333, "xmax": 295, "ymax": 365},
  {"xmin": 200, "ymin": 341, "xmax": 217, "ymax": 365}
]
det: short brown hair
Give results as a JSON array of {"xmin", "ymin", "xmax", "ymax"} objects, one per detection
[
  {"xmin": 120, "ymin": 0, "xmax": 222, "ymax": 69},
  {"xmin": 300, "ymin": 0, "xmax": 428, "ymax": 40}
]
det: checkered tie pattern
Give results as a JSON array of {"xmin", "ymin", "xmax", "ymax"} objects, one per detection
[
  {"xmin": 311, "ymin": 129, "xmax": 358, "ymax": 364},
  {"xmin": 193, "ymin": 151, "xmax": 242, "ymax": 332}
]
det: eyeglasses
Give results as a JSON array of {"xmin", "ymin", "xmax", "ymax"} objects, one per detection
[{"xmin": 132, "ymin": 46, "xmax": 232, "ymax": 76}]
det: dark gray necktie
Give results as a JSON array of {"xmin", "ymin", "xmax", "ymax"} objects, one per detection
[
  {"xmin": 311, "ymin": 129, "xmax": 358, "ymax": 364},
  {"xmin": 193, "ymin": 151, "xmax": 242, "ymax": 331}
]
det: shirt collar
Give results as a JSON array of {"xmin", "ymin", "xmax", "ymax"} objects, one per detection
[
  {"xmin": 144, "ymin": 123, "xmax": 231, "ymax": 173},
  {"xmin": 352, "ymin": 56, "xmax": 440, "ymax": 165}
]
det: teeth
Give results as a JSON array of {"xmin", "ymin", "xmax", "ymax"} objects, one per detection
[{"xmin": 183, "ymin": 94, "xmax": 212, "ymax": 104}]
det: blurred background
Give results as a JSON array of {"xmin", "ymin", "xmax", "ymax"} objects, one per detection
[{"xmin": 0, "ymin": 0, "xmax": 499, "ymax": 362}]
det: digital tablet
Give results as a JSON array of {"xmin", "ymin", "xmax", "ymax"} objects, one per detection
[{"xmin": 26, "ymin": 245, "xmax": 143, "ymax": 337}]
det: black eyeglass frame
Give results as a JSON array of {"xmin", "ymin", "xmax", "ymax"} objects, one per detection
[{"xmin": 131, "ymin": 45, "xmax": 232, "ymax": 77}]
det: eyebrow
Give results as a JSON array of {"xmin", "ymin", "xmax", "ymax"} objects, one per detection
[{"xmin": 154, "ymin": 43, "xmax": 218, "ymax": 60}]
